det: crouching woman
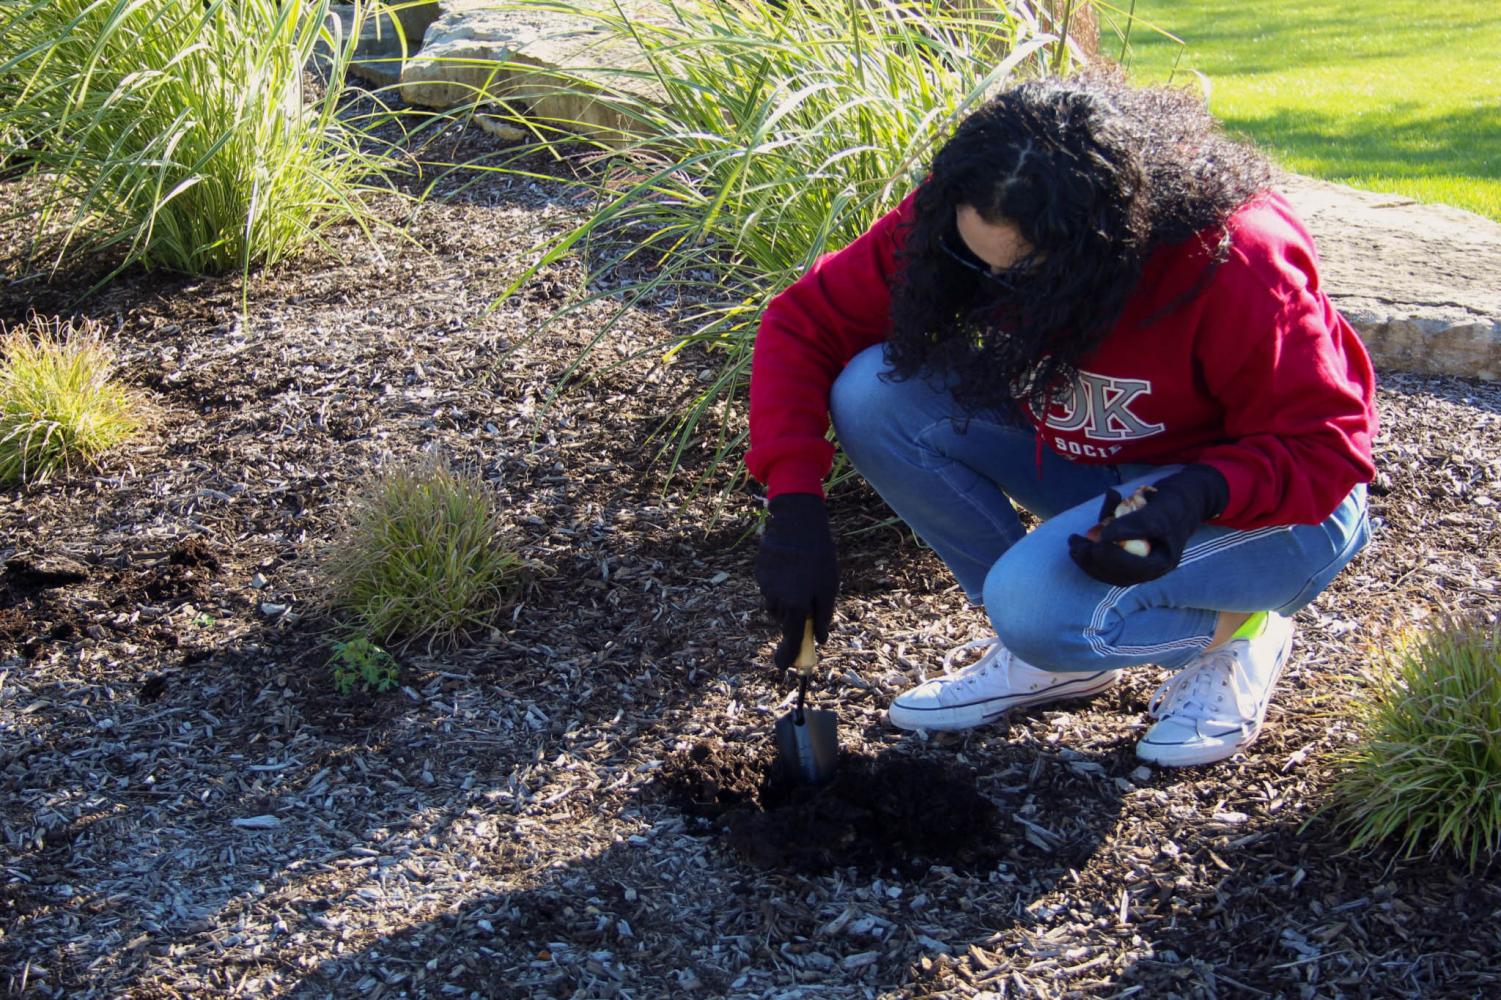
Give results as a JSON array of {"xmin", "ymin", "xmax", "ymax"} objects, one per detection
[{"xmin": 748, "ymin": 73, "xmax": 1375, "ymax": 767}]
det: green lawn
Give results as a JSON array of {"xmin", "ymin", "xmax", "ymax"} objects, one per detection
[{"xmin": 1114, "ymin": 0, "xmax": 1501, "ymax": 221}]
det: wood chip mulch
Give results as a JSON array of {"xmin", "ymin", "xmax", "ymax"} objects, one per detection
[{"xmin": 1, "ymin": 122, "xmax": 1498, "ymax": 1000}]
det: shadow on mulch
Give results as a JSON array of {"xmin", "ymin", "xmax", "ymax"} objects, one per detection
[
  {"xmin": 288, "ymin": 734, "xmax": 1132, "ymax": 997},
  {"xmin": 287, "ymin": 799, "xmax": 1095, "ymax": 999},
  {"xmin": 1110, "ymin": 809, "xmax": 1501, "ymax": 997}
]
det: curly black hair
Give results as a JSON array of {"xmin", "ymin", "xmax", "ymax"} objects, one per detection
[{"xmin": 885, "ymin": 71, "xmax": 1274, "ymax": 416}]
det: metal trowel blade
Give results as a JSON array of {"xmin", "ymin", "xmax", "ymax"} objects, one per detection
[{"xmin": 774, "ymin": 707, "xmax": 839, "ymax": 785}]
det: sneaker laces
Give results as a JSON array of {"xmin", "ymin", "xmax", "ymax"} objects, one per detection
[
  {"xmin": 1146, "ymin": 647, "xmax": 1258, "ymax": 732},
  {"xmin": 932, "ymin": 636, "xmax": 1012, "ymax": 690}
]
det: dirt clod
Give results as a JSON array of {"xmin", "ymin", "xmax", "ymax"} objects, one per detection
[
  {"xmin": 167, "ymin": 536, "xmax": 221, "ymax": 571},
  {"xmin": 138, "ymin": 673, "xmax": 168, "ymax": 702},
  {"xmin": 0, "ymin": 606, "xmax": 27, "ymax": 643},
  {"xmin": 656, "ymin": 740, "xmax": 1003, "ymax": 874}
]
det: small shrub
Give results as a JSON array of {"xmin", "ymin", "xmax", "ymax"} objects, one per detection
[
  {"xmin": 1331, "ymin": 622, "xmax": 1501, "ymax": 869},
  {"xmin": 322, "ymin": 454, "xmax": 526, "ymax": 651},
  {"xmin": 0, "ymin": 316, "xmax": 143, "ymax": 485},
  {"xmin": 329, "ymin": 635, "xmax": 401, "ymax": 696}
]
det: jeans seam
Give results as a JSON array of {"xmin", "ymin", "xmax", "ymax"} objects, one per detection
[
  {"xmin": 1083, "ymin": 524, "xmax": 1294, "ymax": 660},
  {"xmin": 1276, "ymin": 509, "xmax": 1371, "ymax": 614},
  {"xmin": 1179, "ymin": 524, "xmax": 1294, "ymax": 566}
]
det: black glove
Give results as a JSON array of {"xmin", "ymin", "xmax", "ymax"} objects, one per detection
[
  {"xmin": 1067, "ymin": 465, "xmax": 1230, "ymax": 586},
  {"xmin": 755, "ymin": 492, "xmax": 838, "ymax": 669}
]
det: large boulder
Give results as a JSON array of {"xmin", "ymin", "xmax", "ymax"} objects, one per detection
[
  {"xmin": 398, "ymin": 2, "xmax": 662, "ymax": 138},
  {"xmin": 1281, "ymin": 175, "xmax": 1501, "ymax": 381},
  {"xmin": 324, "ymin": 2, "xmax": 442, "ymax": 88},
  {"xmin": 399, "ymin": 6, "xmax": 565, "ymax": 110}
]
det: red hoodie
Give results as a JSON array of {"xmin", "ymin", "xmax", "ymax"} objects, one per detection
[{"xmin": 746, "ymin": 190, "xmax": 1377, "ymax": 530}]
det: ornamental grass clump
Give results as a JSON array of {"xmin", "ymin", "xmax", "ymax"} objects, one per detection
[
  {"xmin": 323, "ymin": 455, "xmax": 527, "ymax": 652},
  {"xmin": 479, "ymin": 0, "xmax": 1087, "ymax": 488},
  {"xmin": 0, "ymin": 0, "xmax": 396, "ymax": 280},
  {"xmin": 1332, "ymin": 622, "xmax": 1501, "ymax": 869},
  {"xmin": 0, "ymin": 316, "xmax": 144, "ymax": 485}
]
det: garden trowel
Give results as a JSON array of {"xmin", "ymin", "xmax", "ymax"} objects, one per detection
[{"xmin": 773, "ymin": 617, "xmax": 839, "ymax": 785}]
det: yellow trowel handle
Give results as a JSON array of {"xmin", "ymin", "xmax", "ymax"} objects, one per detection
[{"xmin": 794, "ymin": 616, "xmax": 817, "ymax": 676}]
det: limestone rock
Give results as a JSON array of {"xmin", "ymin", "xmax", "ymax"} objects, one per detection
[
  {"xmin": 322, "ymin": 3, "xmax": 439, "ymax": 88},
  {"xmin": 399, "ymin": 1, "xmax": 663, "ymax": 140},
  {"xmin": 475, "ymin": 115, "xmax": 529, "ymax": 142},
  {"xmin": 1281, "ymin": 175, "xmax": 1501, "ymax": 380},
  {"xmin": 399, "ymin": 7, "xmax": 549, "ymax": 109}
]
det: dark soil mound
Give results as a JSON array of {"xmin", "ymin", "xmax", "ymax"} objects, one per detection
[{"xmin": 655, "ymin": 739, "xmax": 1005, "ymax": 874}]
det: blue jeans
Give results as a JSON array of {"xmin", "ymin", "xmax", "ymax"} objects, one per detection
[{"xmin": 829, "ymin": 346, "xmax": 1370, "ymax": 671}]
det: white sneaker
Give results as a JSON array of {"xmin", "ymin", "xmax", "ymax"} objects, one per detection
[
  {"xmin": 1137, "ymin": 612, "xmax": 1295, "ymax": 767},
  {"xmin": 887, "ymin": 636, "xmax": 1121, "ymax": 732}
]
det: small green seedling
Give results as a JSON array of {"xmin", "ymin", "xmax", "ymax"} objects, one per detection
[{"xmin": 329, "ymin": 636, "xmax": 400, "ymax": 696}]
